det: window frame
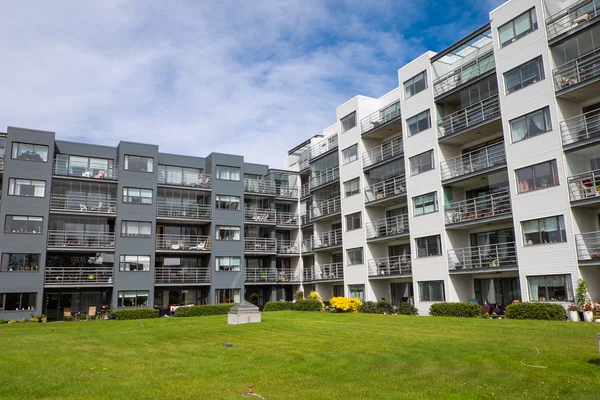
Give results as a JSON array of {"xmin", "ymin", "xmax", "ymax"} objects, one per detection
[
  {"xmin": 215, "ymin": 195, "xmax": 241, "ymax": 210},
  {"xmin": 416, "ymin": 235, "xmax": 442, "ymax": 258},
  {"xmin": 510, "ymin": 107, "xmax": 552, "ymax": 143},
  {"xmin": 526, "ymin": 274, "xmax": 573, "ymax": 302},
  {"xmin": 122, "ymin": 187, "xmax": 153, "ymax": 205},
  {"xmin": 124, "ymin": 155, "xmax": 154, "ymax": 173},
  {"xmin": 119, "ymin": 255, "xmax": 151, "ymax": 272},
  {"xmin": 345, "ymin": 212, "xmax": 362, "ymax": 231},
  {"xmin": 120, "ymin": 221, "xmax": 152, "ymax": 238},
  {"xmin": 418, "ymin": 280, "xmax": 445, "ymax": 301},
  {"xmin": 0, "ymin": 292, "xmax": 38, "ymax": 311},
  {"xmin": 409, "ymin": 150, "xmax": 434, "ymax": 176},
  {"xmin": 516, "ymin": 160, "xmax": 559, "ymax": 193},
  {"xmin": 406, "ymin": 109, "xmax": 431, "ymax": 136},
  {"xmin": 348, "ymin": 284, "xmax": 365, "ymax": 301},
  {"xmin": 404, "ymin": 71, "xmax": 427, "ymax": 99},
  {"xmin": 0, "ymin": 253, "xmax": 41, "ymax": 272},
  {"xmin": 215, "ymin": 256, "xmax": 241, "ymax": 272},
  {"xmin": 215, "ymin": 288, "xmax": 241, "ymax": 304},
  {"xmin": 215, "ymin": 165, "xmax": 241, "ymax": 181},
  {"xmin": 521, "ymin": 215, "xmax": 567, "ymax": 246},
  {"xmin": 344, "ymin": 177, "xmax": 360, "ymax": 197},
  {"xmin": 413, "ymin": 192, "xmax": 438, "ymax": 216},
  {"xmin": 342, "ymin": 144, "xmax": 358, "ymax": 165},
  {"xmin": 215, "ymin": 225, "xmax": 241, "ymax": 241},
  {"xmin": 4, "ymin": 215, "xmax": 44, "ymax": 235},
  {"xmin": 118, "ymin": 291, "xmax": 149, "ymax": 308},
  {"xmin": 11, "ymin": 142, "xmax": 49, "ymax": 163},
  {"xmin": 340, "ymin": 111, "xmax": 357, "ymax": 133},
  {"xmin": 8, "ymin": 178, "xmax": 46, "ymax": 198},
  {"xmin": 346, "ymin": 247, "xmax": 364, "ymax": 265},
  {"xmin": 504, "ymin": 56, "xmax": 545, "ymax": 94},
  {"xmin": 498, "ymin": 7, "xmax": 538, "ymax": 48}
]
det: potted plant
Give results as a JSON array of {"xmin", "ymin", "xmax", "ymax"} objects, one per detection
[
  {"xmin": 583, "ymin": 303, "xmax": 594, "ymax": 322},
  {"xmin": 568, "ymin": 304, "xmax": 579, "ymax": 322}
]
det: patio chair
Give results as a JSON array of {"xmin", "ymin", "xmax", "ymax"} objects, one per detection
[
  {"xmin": 90, "ymin": 201, "xmax": 103, "ymax": 212},
  {"xmin": 94, "ymin": 170, "xmax": 105, "ymax": 179},
  {"xmin": 63, "ymin": 307, "xmax": 72, "ymax": 317},
  {"xmin": 79, "ymin": 204, "xmax": 88, "ymax": 212}
]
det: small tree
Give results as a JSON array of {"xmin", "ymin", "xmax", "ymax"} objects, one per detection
[
  {"xmin": 575, "ymin": 279, "xmax": 590, "ymax": 309},
  {"xmin": 294, "ymin": 290, "xmax": 304, "ymax": 301}
]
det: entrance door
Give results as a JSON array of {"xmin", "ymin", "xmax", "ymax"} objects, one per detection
[
  {"xmin": 45, "ymin": 293, "xmax": 60, "ymax": 320},
  {"xmin": 390, "ymin": 282, "xmax": 413, "ymax": 306}
]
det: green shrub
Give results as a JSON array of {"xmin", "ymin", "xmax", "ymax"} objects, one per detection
[
  {"xmin": 429, "ymin": 302, "xmax": 484, "ymax": 318},
  {"xmin": 359, "ymin": 301, "xmax": 377, "ymax": 314},
  {"xmin": 174, "ymin": 304, "xmax": 234, "ymax": 317},
  {"xmin": 113, "ymin": 308, "xmax": 159, "ymax": 320},
  {"xmin": 19, "ymin": 318, "xmax": 28, "ymax": 323},
  {"xmin": 505, "ymin": 302, "xmax": 566, "ymax": 321},
  {"xmin": 64, "ymin": 316, "xmax": 75, "ymax": 322},
  {"xmin": 294, "ymin": 290, "xmax": 304, "ymax": 301},
  {"xmin": 292, "ymin": 299, "xmax": 323, "ymax": 312},
  {"xmin": 375, "ymin": 300, "xmax": 394, "ymax": 314},
  {"xmin": 0, "ymin": 319, "xmax": 6, "ymax": 324},
  {"xmin": 396, "ymin": 302, "xmax": 419, "ymax": 316},
  {"xmin": 263, "ymin": 301, "xmax": 293, "ymax": 311}
]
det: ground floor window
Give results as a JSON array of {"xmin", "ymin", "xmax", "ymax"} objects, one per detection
[
  {"xmin": 391, "ymin": 282, "xmax": 414, "ymax": 306},
  {"xmin": 418, "ymin": 281, "xmax": 445, "ymax": 301},
  {"xmin": 215, "ymin": 288, "xmax": 241, "ymax": 304},
  {"xmin": 348, "ymin": 284, "xmax": 365, "ymax": 301},
  {"xmin": 474, "ymin": 278, "xmax": 520, "ymax": 308},
  {"xmin": 118, "ymin": 291, "xmax": 149, "ymax": 307},
  {"xmin": 0, "ymin": 292, "xmax": 37, "ymax": 311},
  {"xmin": 527, "ymin": 274, "xmax": 573, "ymax": 302},
  {"xmin": 333, "ymin": 285, "xmax": 344, "ymax": 298}
]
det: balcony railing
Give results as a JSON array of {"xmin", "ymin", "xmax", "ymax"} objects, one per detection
[
  {"xmin": 156, "ymin": 201, "xmax": 211, "ymax": 220},
  {"xmin": 277, "ymin": 240, "xmax": 300, "ymax": 255},
  {"xmin": 244, "ymin": 178, "xmax": 276, "ymax": 195},
  {"xmin": 276, "ymin": 212, "xmax": 299, "ymax": 227},
  {"xmin": 567, "ymin": 169, "xmax": 600, "ymax": 201},
  {"xmin": 311, "ymin": 263, "xmax": 344, "ymax": 281},
  {"xmin": 303, "ymin": 266, "xmax": 314, "ymax": 282},
  {"xmin": 554, "ymin": 51, "xmax": 600, "ymax": 92},
  {"xmin": 445, "ymin": 191, "xmax": 512, "ymax": 224},
  {"xmin": 0, "ymin": 158, "xmax": 3, "ymax": 171},
  {"xmin": 309, "ymin": 135, "xmax": 338, "ymax": 160},
  {"xmin": 575, "ymin": 231, "xmax": 600, "ymax": 261},
  {"xmin": 367, "ymin": 256, "xmax": 412, "ymax": 277},
  {"xmin": 440, "ymin": 142, "xmax": 506, "ymax": 181},
  {"xmin": 360, "ymin": 101, "xmax": 401, "ymax": 134},
  {"xmin": 560, "ymin": 110, "xmax": 600, "ymax": 146},
  {"xmin": 47, "ymin": 231, "xmax": 115, "ymax": 249},
  {"xmin": 433, "ymin": 48, "xmax": 495, "ymax": 97},
  {"xmin": 365, "ymin": 175, "xmax": 406, "ymax": 203},
  {"xmin": 298, "ymin": 156, "xmax": 310, "ymax": 171},
  {"xmin": 53, "ymin": 160, "xmax": 118, "ymax": 180},
  {"xmin": 300, "ymin": 213, "xmax": 311, "ymax": 226},
  {"xmin": 50, "ymin": 194, "xmax": 117, "ymax": 214},
  {"xmin": 366, "ymin": 215, "xmax": 409, "ymax": 240},
  {"xmin": 156, "ymin": 234, "xmax": 211, "ymax": 251},
  {"xmin": 244, "ymin": 208, "xmax": 276, "ymax": 224},
  {"xmin": 155, "ymin": 266, "xmax": 210, "ymax": 284},
  {"xmin": 158, "ymin": 172, "xmax": 212, "ymax": 189},
  {"xmin": 312, "ymin": 229, "xmax": 343, "ymax": 250},
  {"xmin": 362, "ymin": 137, "xmax": 403, "ymax": 168},
  {"xmin": 309, "ymin": 165, "xmax": 339, "ymax": 189},
  {"xmin": 310, "ymin": 197, "xmax": 341, "ymax": 220},
  {"xmin": 448, "ymin": 242, "xmax": 518, "ymax": 271},
  {"xmin": 245, "ymin": 267, "xmax": 301, "ymax": 283},
  {"xmin": 275, "ymin": 185, "xmax": 298, "ymax": 199},
  {"xmin": 438, "ymin": 95, "xmax": 501, "ymax": 139},
  {"xmin": 300, "ymin": 183, "xmax": 310, "ymax": 198},
  {"xmin": 301, "ymin": 238, "xmax": 313, "ymax": 253},
  {"xmin": 244, "ymin": 237, "xmax": 277, "ymax": 253},
  {"xmin": 45, "ymin": 266, "xmax": 114, "ymax": 286},
  {"xmin": 546, "ymin": 0, "xmax": 600, "ymax": 41}
]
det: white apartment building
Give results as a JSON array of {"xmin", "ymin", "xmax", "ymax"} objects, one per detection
[{"xmin": 285, "ymin": 0, "xmax": 600, "ymax": 314}]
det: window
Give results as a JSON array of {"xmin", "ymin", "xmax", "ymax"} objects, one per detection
[
  {"xmin": 348, "ymin": 284, "xmax": 365, "ymax": 301},
  {"xmin": 344, "ymin": 178, "xmax": 360, "ymax": 197},
  {"xmin": 0, "ymin": 292, "xmax": 37, "ymax": 311},
  {"xmin": 119, "ymin": 255, "xmax": 151, "ymax": 272},
  {"xmin": 499, "ymin": 8, "xmax": 538, "ymax": 48},
  {"xmin": 121, "ymin": 221, "xmax": 152, "ymax": 237},
  {"xmin": 413, "ymin": 192, "xmax": 438, "ymax": 216},
  {"xmin": 118, "ymin": 291, "xmax": 149, "ymax": 307},
  {"xmin": 122, "ymin": 187, "xmax": 153, "ymax": 204},
  {"xmin": 404, "ymin": 71, "xmax": 427, "ymax": 99},
  {"xmin": 216, "ymin": 226, "xmax": 241, "ymax": 240},
  {"xmin": 8, "ymin": 179, "xmax": 46, "ymax": 197},
  {"xmin": 504, "ymin": 56, "xmax": 544, "ymax": 94},
  {"xmin": 345, "ymin": 212, "xmax": 361, "ymax": 231},
  {"xmin": 527, "ymin": 274, "xmax": 573, "ymax": 302},
  {"xmin": 215, "ymin": 195, "xmax": 241, "ymax": 210},
  {"xmin": 216, "ymin": 165, "xmax": 241, "ymax": 181},
  {"xmin": 406, "ymin": 110, "xmax": 431, "ymax": 136},
  {"xmin": 342, "ymin": 144, "xmax": 358, "ymax": 164},
  {"xmin": 510, "ymin": 107, "xmax": 552, "ymax": 142},
  {"xmin": 4, "ymin": 216, "xmax": 43, "ymax": 234},
  {"xmin": 346, "ymin": 247, "xmax": 364, "ymax": 265},
  {"xmin": 1, "ymin": 254, "xmax": 40, "ymax": 272},
  {"xmin": 215, "ymin": 288, "xmax": 241, "ymax": 304},
  {"xmin": 419, "ymin": 281, "xmax": 445, "ymax": 301},
  {"xmin": 216, "ymin": 256, "xmax": 241, "ymax": 271},
  {"xmin": 410, "ymin": 150, "xmax": 434, "ymax": 175},
  {"xmin": 516, "ymin": 160, "xmax": 559, "ymax": 193},
  {"xmin": 416, "ymin": 235, "xmax": 442, "ymax": 257},
  {"xmin": 522, "ymin": 215, "xmax": 566, "ymax": 245},
  {"xmin": 341, "ymin": 112, "xmax": 357, "ymax": 132},
  {"xmin": 124, "ymin": 155, "xmax": 154, "ymax": 172},
  {"xmin": 11, "ymin": 142, "xmax": 48, "ymax": 162}
]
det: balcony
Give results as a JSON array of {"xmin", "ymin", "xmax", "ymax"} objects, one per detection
[
  {"xmin": 300, "ymin": 183, "xmax": 310, "ymax": 198},
  {"xmin": 445, "ymin": 191, "xmax": 512, "ymax": 227},
  {"xmin": 309, "ymin": 134, "xmax": 338, "ymax": 161},
  {"xmin": 448, "ymin": 242, "xmax": 518, "ymax": 273},
  {"xmin": 298, "ymin": 155, "xmax": 310, "ymax": 172},
  {"xmin": 244, "ymin": 237, "xmax": 277, "ymax": 254},
  {"xmin": 275, "ymin": 212, "xmax": 299, "ymax": 228},
  {"xmin": 440, "ymin": 142, "xmax": 506, "ymax": 183},
  {"xmin": 362, "ymin": 137, "xmax": 403, "ymax": 170},
  {"xmin": 156, "ymin": 201, "xmax": 211, "ymax": 221},
  {"xmin": 300, "ymin": 213, "xmax": 311, "ymax": 226},
  {"xmin": 367, "ymin": 256, "xmax": 412, "ymax": 278},
  {"xmin": 310, "ymin": 263, "xmax": 344, "ymax": 282},
  {"xmin": 246, "ymin": 267, "xmax": 301, "ymax": 283},
  {"xmin": 0, "ymin": 158, "xmax": 3, "ymax": 171},
  {"xmin": 433, "ymin": 45, "xmax": 494, "ymax": 99},
  {"xmin": 310, "ymin": 197, "xmax": 341, "ymax": 221},
  {"xmin": 311, "ymin": 229, "xmax": 343, "ymax": 251},
  {"xmin": 554, "ymin": 50, "xmax": 600, "ymax": 101},
  {"xmin": 360, "ymin": 101, "xmax": 402, "ymax": 138},
  {"xmin": 575, "ymin": 231, "xmax": 600, "ymax": 264},
  {"xmin": 560, "ymin": 110, "xmax": 600, "ymax": 150},
  {"xmin": 244, "ymin": 178, "xmax": 276, "ymax": 195},
  {"xmin": 45, "ymin": 266, "xmax": 114, "ymax": 287},
  {"xmin": 53, "ymin": 160, "xmax": 118, "ymax": 181},
  {"xmin": 309, "ymin": 166, "xmax": 339, "ymax": 190},
  {"xmin": 50, "ymin": 194, "xmax": 117, "ymax": 215},
  {"xmin": 364, "ymin": 176, "xmax": 406, "ymax": 205},
  {"xmin": 301, "ymin": 238, "xmax": 313, "ymax": 253},
  {"xmin": 303, "ymin": 266, "xmax": 314, "ymax": 282},
  {"xmin": 277, "ymin": 240, "xmax": 300, "ymax": 255},
  {"xmin": 567, "ymin": 169, "xmax": 600, "ymax": 204},
  {"xmin": 155, "ymin": 266, "xmax": 210, "ymax": 285},
  {"xmin": 437, "ymin": 95, "xmax": 501, "ymax": 144},
  {"xmin": 47, "ymin": 231, "xmax": 115, "ymax": 250},
  {"xmin": 275, "ymin": 185, "xmax": 298, "ymax": 200},
  {"xmin": 156, "ymin": 234, "xmax": 211, "ymax": 252},
  {"xmin": 366, "ymin": 215, "xmax": 409, "ymax": 241},
  {"xmin": 546, "ymin": 0, "xmax": 600, "ymax": 43},
  {"xmin": 244, "ymin": 208, "xmax": 276, "ymax": 224},
  {"xmin": 158, "ymin": 172, "xmax": 212, "ymax": 190}
]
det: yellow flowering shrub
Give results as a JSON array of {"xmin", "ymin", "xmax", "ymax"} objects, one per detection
[
  {"xmin": 330, "ymin": 297, "xmax": 362, "ymax": 313},
  {"xmin": 308, "ymin": 291, "xmax": 322, "ymax": 301}
]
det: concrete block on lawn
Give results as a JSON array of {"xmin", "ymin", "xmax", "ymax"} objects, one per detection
[{"xmin": 228, "ymin": 301, "xmax": 261, "ymax": 325}]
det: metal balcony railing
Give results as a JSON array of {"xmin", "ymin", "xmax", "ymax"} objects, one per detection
[
  {"xmin": 244, "ymin": 208, "xmax": 276, "ymax": 224},
  {"xmin": 303, "ymin": 266, "xmax": 314, "ymax": 282},
  {"xmin": 448, "ymin": 242, "xmax": 518, "ymax": 271},
  {"xmin": 433, "ymin": 47, "xmax": 495, "ymax": 97},
  {"xmin": 438, "ymin": 95, "xmax": 501, "ymax": 139},
  {"xmin": 311, "ymin": 263, "xmax": 344, "ymax": 281},
  {"xmin": 50, "ymin": 194, "xmax": 117, "ymax": 214},
  {"xmin": 575, "ymin": 231, "xmax": 600, "ymax": 261},
  {"xmin": 156, "ymin": 201, "xmax": 211, "ymax": 220},
  {"xmin": 155, "ymin": 266, "xmax": 210, "ymax": 284},
  {"xmin": 156, "ymin": 234, "xmax": 211, "ymax": 251},
  {"xmin": 309, "ymin": 134, "xmax": 338, "ymax": 160},
  {"xmin": 445, "ymin": 191, "xmax": 512, "ymax": 224},
  {"xmin": 53, "ymin": 160, "xmax": 118, "ymax": 180},
  {"xmin": 366, "ymin": 215, "xmax": 409, "ymax": 239},
  {"xmin": 275, "ymin": 212, "xmax": 299, "ymax": 227},
  {"xmin": 298, "ymin": 156, "xmax": 310, "ymax": 171},
  {"xmin": 277, "ymin": 240, "xmax": 300, "ymax": 255},
  {"xmin": 300, "ymin": 183, "xmax": 310, "ymax": 198},
  {"xmin": 300, "ymin": 213, "xmax": 311, "ymax": 226},
  {"xmin": 310, "ymin": 197, "xmax": 341, "ymax": 220},
  {"xmin": 275, "ymin": 185, "xmax": 298, "ymax": 199},
  {"xmin": 309, "ymin": 165, "xmax": 339, "ymax": 189},
  {"xmin": 158, "ymin": 172, "xmax": 212, "ymax": 189},
  {"xmin": 440, "ymin": 142, "xmax": 506, "ymax": 181},
  {"xmin": 554, "ymin": 50, "xmax": 600, "ymax": 92},
  {"xmin": 312, "ymin": 229, "xmax": 343, "ymax": 250},
  {"xmin": 244, "ymin": 178, "xmax": 276, "ymax": 194},
  {"xmin": 367, "ymin": 256, "xmax": 412, "ymax": 277},
  {"xmin": 546, "ymin": 0, "xmax": 600, "ymax": 41},
  {"xmin": 301, "ymin": 238, "xmax": 313, "ymax": 253},
  {"xmin": 45, "ymin": 266, "xmax": 114, "ymax": 286},
  {"xmin": 244, "ymin": 237, "xmax": 277, "ymax": 253},
  {"xmin": 568, "ymin": 169, "xmax": 600, "ymax": 201},
  {"xmin": 0, "ymin": 158, "xmax": 4, "ymax": 171},
  {"xmin": 560, "ymin": 110, "xmax": 600, "ymax": 146},
  {"xmin": 47, "ymin": 231, "xmax": 115, "ymax": 249},
  {"xmin": 362, "ymin": 137, "xmax": 403, "ymax": 168},
  {"xmin": 245, "ymin": 268, "xmax": 301, "ymax": 283},
  {"xmin": 360, "ymin": 101, "xmax": 401, "ymax": 134},
  {"xmin": 364, "ymin": 175, "xmax": 406, "ymax": 203}
]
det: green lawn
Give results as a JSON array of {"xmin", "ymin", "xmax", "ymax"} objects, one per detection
[{"xmin": 1, "ymin": 312, "xmax": 599, "ymax": 400}]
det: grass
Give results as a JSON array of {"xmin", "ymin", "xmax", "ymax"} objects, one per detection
[{"xmin": 1, "ymin": 312, "xmax": 599, "ymax": 399}]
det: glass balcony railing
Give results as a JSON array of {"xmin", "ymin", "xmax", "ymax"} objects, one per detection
[
  {"xmin": 158, "ymin": 172, "xmax": 212, "ymax": 189},
  {"xmin": 244, "ymin": 179, "xmax": 276, "ymax": 194},
  {"xmin": 554, "ymin": 51, "xmax": 600, "ymax": 92},
  {"xmin": 246, "ymin": 267, "xmax": 301, "ymax": 283},
  {"xmin": 546, "ymin": 0, "xmax": 600, "ymax": 41},
  {"xmin": 438, "ymin": 95, "xmax": 501, "ymax": 139},
  {"xmin": 311, "ymin": 229, "xmax": 343, "ymax": 251},
  {"xmin": 433, "ymin": 47, "xmax": 495, "ymax": 98},
  {"xmin": 367, "ymin": 256, "xmax": 412, "ymax": 277},
  {"xmin": 364, "ymin": 176, "xmax": 406, "ymax": 203},
  {"xmin": 298, "ymin": 156, "xmax": 310, "ymax": 171},
  {"xmin": 45, "ymin": 265, "xmax": 114, "ymax": 286},
  {"xmin": 309, "ymin": 166, "xmax": 339, "ymax": 189},
  {"xmin": 575, "ymin": 231, "xmax": 600, "ymax": 261},
  {"xmin": 561, "ymin": 110, "xmax": 600, "ymax": 146},
  {"xmin": 301, "ymin": 238, "xmax": 313, "ymax": 253},
  {"xmin": 440, "ymin": 142, "xmax": 506, "ymax": 181},
  {"xmin": 244, "ymin": 208, "xmax": 276, "ymax": 224},
  {"xmin": 310, "ymin": 197, "xmax": 341, "ymax": 220},
  {"xmin": 300, "ymin": 183, "xmax": 310, "ymax": 198},
  {"xmin": 362, "ymin": 137, "xmax": 403, "ymax": 168},
  {"xmin": 50, "ymin": 194, "xmax": 117, "ymax": 214},
  {"xmin": 366, "ymin": 215, "xmax": 409, "ymax": 240},
  {"xmin": 0, "ymin": 157, "xmax": 4, "ymax": 171},
  {"xmin": 448, "ymin": 242, "xmax": 518, "ymax": 271},
  {"xmin": 309, "ymin": 135, "xmax": 338, "ymax": 160},
  {"xmin": 275, "ymin": 212, "xmax": 299, "ymax": 227},
  {"xmin": 567, "ymin": 169, "xmax": 600, "ymax": 201},
  {"xmin": 275, "ymin": 185, "xmax": 298, "ymax": 199},
  {"xmin": 277, "ymin": 240, "xmax": 300, "ymax": 255},
  {"xmin": 156, "ymin": 234, "xmax": 211, "ymax": 251},
  {"xmin": 310, "ymin": 263, "xmax": 344, "ymax": 281},
  {"xmin": 300, "ymin": 213, "xmax": 311, "ymax": 226},
  {"xmin": 54, "ymin": 160, "xmax": 118, "ymax": 180},
  {"xmin": 444, "ymin": 191, "xmax": 512, "ymax": 224},
  {"xmin": 47, "ymin": 231, "xmax": 115, "ymax": 249},
  {"xmin": 244, "ymin": 237, "xmax": 277, "ymax": 253},
  {"xmin": 156, "ymin": 201, "xmax": 211, "ymax": 220},
  {"xmin": 155, "ymin": 266, "xmax": 210, "ymax": 284},
  {"xmin": 360, "ymin": 101, "xmax": 401, "ymax": 135}
]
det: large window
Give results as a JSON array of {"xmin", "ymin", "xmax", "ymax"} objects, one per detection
[
  {"xmin": 409, "ymin": 150, "xmax": 434, "ymax": 175},
  {"xmin": 216, "ymin": 226, "xmax": 241, "ymax": 240},
  {"xmin": 0, "ymin": 292, "xmax": 37, "ymax": 311},
  {"xmin": 119, "ymin": 255, "xmax": 151, "ymax": 272},
  {"xmin": 4, "ymin": 216, "xmax": 43, "ymax": 234},
  {"xmin": 215, "ymin": 288, "xmax": 241, "ymax": 304},
  {"xmin": 215, "ymin": 195, "xmax": 240, "ymax": 210},
  {"xmin": 419, "ymin": 281, "xmax": 445, "ymax": 301},
  {"xmin": 522, "ymin": 215, "xmax": 566, "ymax": 245},
  {"xmin": 504, "ymin": 56, "xmax": 544, "ymax": 94},
  {"xmin": 216, "ymin": 165, "xmax": 241, "ymax": 181},
  {"xmin": 416, "ymin": 235, "xmax": 442, "ymax": 257},
  {"xmin": 404, "ymin": 71, "xmax": 427, "ymax": 99},
  {"xmin": 342, "ymin": 144, "xmax": 358, "ymax": 164},
  {"xmin": 345, "ymin": 212, "xmax": 361, "ymax": 231},
  {"xmin": 341, "ymin": 112, "xmax": 357, "ymax": 133},
  {"xmin": 344, "ymin": 178, "xmax": 360, "ymax": 197},
  {"xmin": 121, "ymin": 221, "xmax": 152, "ymax": 237},
  {"xmin": 124, "ymin": 155, "xmax": 154, "ymax": 173},
  {"xmin": 8, "ymin": 178, "xmax": 46, "ymax": 197},
  {"xmin": 407, "ymin": 110, "xmax": 431, "ymax": 136},
  {"xmin": 413, "ymin": 192, "xmax": 438, "ymax": 216},
  {"xmin": 527, "ymin": 274, "xmax": 573, "ymax": 302},
  {"xmin": 510, "ymin": 107, "xmax": 552, "ymax": 143},
  {"xmin": 346, "ymin": 247, "xmax": 364, "ymax": 265},
  {"xmin": 158, "ymin": 165, "xmax": 204, "ymax": 186},
  {"xmin": 11, "ymin": 142, "xmax": 48, "ymax": 162},
  {"xmin": 118, "ymin": 291, "xmax": 149, "ymax": 307},
  {"xmin": 122, "ymin": 187, "xmax": 153, "ymax": 204},
  {"xmin": 516, "ymin": 160, "xmax": 559, "ymax": 193},
  {"xmin": 216, "ymin": 256, "xmax": 241, "ymax": 272},
  {"xmin": 1, "ymin": 253, "xmax": 40, "ymax": 272},
  {"xmin": 499, "ymin": 8, "xmax": 538, "ymax": 48},
  {"xmin": 348, "ymin": 284, "xmax": 365, "ymax": 301}
]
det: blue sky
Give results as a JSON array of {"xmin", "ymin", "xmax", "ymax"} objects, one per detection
[{"xmin": 0, "ymin": 0, "xmax": 503, "ymax": 168}]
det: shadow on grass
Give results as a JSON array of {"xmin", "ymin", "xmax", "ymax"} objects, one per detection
[{"xmin": 587, "ymin": 358, "xmax": 600, "ymax": 365}]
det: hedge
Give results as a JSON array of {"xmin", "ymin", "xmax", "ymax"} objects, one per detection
[
  {"xmin": 264, "ymin": 301, "xmax": 294, "ymax": 311},
  {"xmin": 505, "ymin": 302, "xmax": 566, "ymax": 321},
  {"xmin": 174, "ymin": 304, "xmax": 234, "ymax": 317},
  {"xmin": 429, "ymin": 302, "xmax": 484, "ymax": 318},
  {"xmin": 359, "ymin": 301, "xmax": 377, "ymax": 314},
  {"xmin": 396, "ymin": 301, "xmax": 419, "ymax": 316},
  {"xmin": 293, "ymin": 299, "xmax": 323, "ymax": 312},
  {"xmin": 113, "ymin": 308, "xmax": 159, "ymax": 320}
]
